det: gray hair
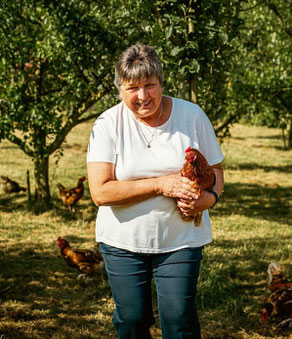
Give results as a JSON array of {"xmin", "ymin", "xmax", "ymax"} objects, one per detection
[{"xmin": 114, "ymin": 44, "xmax": 164, "ymax": 89}]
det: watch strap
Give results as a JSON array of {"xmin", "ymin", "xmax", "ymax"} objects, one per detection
[{"xmin": 209, "ymin": 190, "xmax": 219, "ymax": 209}]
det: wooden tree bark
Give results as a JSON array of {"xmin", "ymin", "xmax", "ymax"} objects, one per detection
[
  {"xmin": 189, "ymin": 75, "xmax": 198, "ymax": 104},
  {"xmin": 33, "ymin": 155, "xmax": 51, "ymax": 211},
  {"xmin": 288, "ymin": 114, "xmax": 292, "ymax": 149}
]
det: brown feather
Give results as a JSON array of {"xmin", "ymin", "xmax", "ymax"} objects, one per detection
[
  {"xmin": 57, "ymin": 177, "xmax": 86, "ymax": 211},
  {"xmin": 179, "ymin": 148, "xmax": 215, "ymax": 226},
  {"xmin": 261, "ymin": 288, "xmax": 292, "ymax": 322},
  {"xmin": 56, "ymin": 237, "xmax": 103, "ymax": 277}
]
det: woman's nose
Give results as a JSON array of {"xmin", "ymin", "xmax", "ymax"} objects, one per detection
[{"xmin": 137, "ymin": 87, "xmax": 147, "ymax": 100}]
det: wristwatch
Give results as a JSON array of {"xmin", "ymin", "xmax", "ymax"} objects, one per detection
[{"xmin": 209, "ymin": 190, "xmax": 219, "ymax": 209}]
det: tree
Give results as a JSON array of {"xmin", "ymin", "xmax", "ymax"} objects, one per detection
[
  {"xmin": 0, "ymin": 0, "xmax": 250, "ymax": 212},
  {"xmin": 0, "ymin": 0, "xmax": 121, "ymax": 210},
  {"xmin": 227, "ymin": 0, "xmax": 292, "ymax": 148},
  {"xmin": 104, "ymin": 0, "xmax": 244, "ymax": 136}
]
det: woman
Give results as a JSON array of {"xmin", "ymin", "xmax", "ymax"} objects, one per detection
[{"xmin": 87, "ymin": 44, "xmax": 224, "ymax": 339}]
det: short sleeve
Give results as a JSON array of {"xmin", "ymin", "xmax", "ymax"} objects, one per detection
[
  {"xmin": 87, "ymin": 115, "xmax": 116, "ymax": 163},
  {"xmin": 196, "ymin": 107, "xmax": 224, "ymax": 166}
]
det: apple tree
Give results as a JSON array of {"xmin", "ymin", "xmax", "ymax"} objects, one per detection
[{"xmin": 0, "ymin": 0, "xmax": 121, "ymax": 210}]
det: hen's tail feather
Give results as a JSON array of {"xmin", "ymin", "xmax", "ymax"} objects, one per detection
[
  {"xmin": 268, "ymin": 262, "xmax": 282, "ymax": 274},
  {"xmin": 178, "ymin": 209, "xmax": 202, "ymax": 227},
  {"xmin": 193, "ymin": 212, "xmax": 202, "ymax": 227}
]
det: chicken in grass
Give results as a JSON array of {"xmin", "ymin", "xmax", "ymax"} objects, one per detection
[
  {"xmin": 267, "ymin": 262, "xmax": 292, "ymax": 292},
  {"xmin": 261, "ymin": 287, "xmax": 292, "ymax": 327},
  {"xmin": 261, "ymin": 263, "xmax": 292, "ymax": 327},
  {"xmin": 56, "ymin": 236, "xmax": 104, "ymax": 281},
  {"xmin": 57, "ymin": 176, "xmax": 86, "ymax": 211},
  {"xmin": 0, "ymin": 175, "xmax": 26, "ymax": 194},
  {"xmin": 178, "ymin": 147, "xmax": 216, "ymax": 226}
]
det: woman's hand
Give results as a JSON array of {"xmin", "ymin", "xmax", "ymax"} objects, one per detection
[
  {"xmin": 156, "ymin": 174, "xmax": 199, "ymax": 200},
  {"xmin": 88, "ymin": 163, "xmax": 199, "ymax": 207},
  {"xmin": 176, "ymin": 190, "xmax": 216, "ymax": 217}
]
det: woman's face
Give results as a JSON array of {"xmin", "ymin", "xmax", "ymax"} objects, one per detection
[{"xmin": 119, "ymin": 76, "xmax": 163, "ymax": 122}]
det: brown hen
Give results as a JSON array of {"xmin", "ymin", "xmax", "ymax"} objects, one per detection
[
  {"xmin": 261, "ymin": 263, "xmax": 292, "ymax": 327},
  {"xmin": 57, "ymin": 176, "xmax": 86, "ymax": 211},
  {"xmin": 179, "ymin": 147, "xmax": 215, "ymax": 226},
  {"xmin": 0, "ymin": 175, "xmax": 26, "ymax": 193},
  {"xmin": 56, "ymin": 236, "xmax": 104, "ymax": 280},
  {"xmin": 261, "ymin": 287, "xmax": 292, "ymax": 327}
]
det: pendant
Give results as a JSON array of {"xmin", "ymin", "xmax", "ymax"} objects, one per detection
[{"xmin": 147, "ymin": 144, "xmax": 151, "ymax": 148}]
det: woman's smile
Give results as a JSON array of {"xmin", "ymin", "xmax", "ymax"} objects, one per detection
[
  {"xmin": 137, "ymin": 99, "xmax": 153, "ymax": 110},
  {"xmin": 138, "ymin": 99, "xmax": 151, "ymax": 106},
  {"xmin": 119, "ymin": 76, "xmax": 163, "ymax": 124}
]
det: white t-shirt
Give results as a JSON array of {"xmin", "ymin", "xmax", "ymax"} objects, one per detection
[{"xmin": 87, "ymin": 97, "xmax": 224, "ymax": 253}]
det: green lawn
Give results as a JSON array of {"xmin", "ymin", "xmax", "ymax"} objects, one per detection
[{"xmin": 0, "ymin": 123, "xmax": 291, "ymax": 338}]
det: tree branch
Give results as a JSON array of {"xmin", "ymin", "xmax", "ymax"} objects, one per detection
[
  {"xmin": 6, "ymin": 134, "xmax": 34, "ymax": 157},
  {"xmin": 239, "ymin": 0, "xmax": 266, "ymax": 12},
  {"xmin": 46, "ymin": 114, "xmax": 81, "ymax": 155},
  {"xmin": 76, "ymin": 111, "xmax": 104, "ymax": 125},
  {"xmin": 71, "ymin": 60, "xmax": 91, "ymax": 86},
  {"xmin": 267, "ymin": 0, "xmax": 284, "ymax": 24},
  {"xmin": 266, "ymin": 0, "xmax": 291, "ymax": 37},
  {"xmin": 36, "ymin": 58, "xmax": 46, "ymax": 102},
  {"xmin": 47, "ymin": 86, "xmax": 112, "ymax": 155},
  {"xmin": 215, "ymin": 113, "xmax": 239, "ymax": 135},
  {"xmin": 40, "ymin": 86, "xmax": 65, "ymax": 96}
]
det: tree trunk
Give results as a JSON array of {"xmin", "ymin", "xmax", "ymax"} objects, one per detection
[
  {"xmin": 33, "ymin": 156, "xmax": 51, "ymax": 212},
  {"xmin": 189, "ymin": 74, "xmax": 198, "ymax": 103},
  {"xmin": 288, "ymin": 113, "xmax": 292, "ymax": 149},
  {"xmin": 26, "ymin": 169, "xmax": 32, "ymax": 203}
]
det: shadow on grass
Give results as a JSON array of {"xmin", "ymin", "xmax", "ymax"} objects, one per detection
[
  {"xmin": 212, "ymin": 182, "xmax": 291, "ymax": 224},
  {"xmin": 223, "ymin": 161, "xmax": 292, "ymax": 173},
  {"xmin": 0, "ymin": 241, "xmax": 110, "ymax": 338},
  {"xmin": 0, "ymin": 192, "xmax": 28, "ymax": 211},
  {"xmin": 1, "ymin": 180, "xmax": 291, "ymax": 227},
  {"xmin": 0, "ymin": 191, "xmax": 97, "ymax": 223},
  {"xmin": 0, "ymin": 233, "xmax": 291, "ymax": 338},
  {"xmin": 198, "ymin": 235, "xmax": 291, "ymax": 338}
]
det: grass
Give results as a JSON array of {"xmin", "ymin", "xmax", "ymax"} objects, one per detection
[{"xmin": 0, "ymin": 123, "xmax": 291, "ymax": 338}]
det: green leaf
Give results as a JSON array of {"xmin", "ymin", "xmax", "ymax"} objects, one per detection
[
  {"xmin": 165, "ymin": 25, "xmax": 173, "ymax": 39},
  {"xmin": 189, "ymin": 59, "xmax": 200, "ymax": 73},
  {"xmin": 170, "ymin": 46, "xmax": 184, "ymax": 57},
  {"xmin": 219, "ymin": 33, "xmax": 228, "ymax": 45}
]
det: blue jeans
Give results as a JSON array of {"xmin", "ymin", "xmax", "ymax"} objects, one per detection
[{"xmin": 99, "ymin": 243, "xmax": 203, "ymax": 339}]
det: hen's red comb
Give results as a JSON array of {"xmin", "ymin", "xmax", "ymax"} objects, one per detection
[{"xmin": 185, "ymin": 146, "xmax": 192, "ymax": 153}]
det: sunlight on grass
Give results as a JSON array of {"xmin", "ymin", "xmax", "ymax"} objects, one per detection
[{"xmin": 0, "ymin": 123, "xmax": 291, "ymax": 338}]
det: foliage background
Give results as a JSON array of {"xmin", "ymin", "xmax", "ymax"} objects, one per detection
[
  {"xmin": 0, "ymin": 0, "xmax": 291, "ymax": 209},
  {"xmin": 0, "ymin": 1, "xmax": 291, "ymax": 336}
]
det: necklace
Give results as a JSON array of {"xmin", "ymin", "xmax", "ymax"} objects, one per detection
[{"xmin": 135, "ymin": 102, "xmax": 163, "ymax": 148}]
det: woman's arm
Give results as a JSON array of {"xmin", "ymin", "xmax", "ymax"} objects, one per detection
[
  {"xmin": 210, "ymin": 162, "xmax": 224, "ymax": 198},
  {"xmin": 176, "ymin": 162, "xmax": 224, "ymax": 216},
  {"xmin": 87, "ymin": 162, "xmax": 199, "ymax": 207}
]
